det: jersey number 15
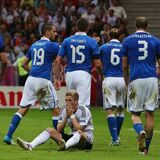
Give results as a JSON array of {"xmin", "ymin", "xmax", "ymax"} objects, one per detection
[{"xmin": 70, "ymin": 45, "xmax": 85, "ymax": 64}]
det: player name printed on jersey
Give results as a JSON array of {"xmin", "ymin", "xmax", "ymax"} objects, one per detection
[{"xmin": 71, "ymin": 38, "xmax": 86, "ymax": 43}]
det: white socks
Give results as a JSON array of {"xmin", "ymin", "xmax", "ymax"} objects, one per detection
[
  {"xmin": 65, "ymin": 132, "xmax": 81, "ymax": 149},
  {"xmin": 30, "ymin": 130, "xmax": 51, "ymax": 148}
]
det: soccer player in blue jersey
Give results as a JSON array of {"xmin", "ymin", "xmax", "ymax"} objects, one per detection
[
  {"xmin": 100, "ymin": 28, "xmax": 126, "ymax": 146},
  {"xmin": 122, "ymin": 17, "xmax": 160, "ymax": 154},
  {"xmin": 4, "ymin": 23, "xmax": 60, "ymax": 144},
  {"xmin": 0, "ymin": 35, "xmax": 8, "ymax": 82},
  {"xmin": 54, "ymin": 18, "xmax": 102, "ymax": 108}
]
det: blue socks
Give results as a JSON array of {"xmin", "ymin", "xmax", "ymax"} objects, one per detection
[
  {"xmin": 145, "ymin": 133, "xmax": 153, "ymax": 151},
  {"xmin": 7, "ymin": 113, "xmax": 22, "ymax": 139},
  {"xmin": 52, "ymin": 116, "xmax": 59, "ymax": 129},
  {"xmin": 116, "ymin": 113, "xmax": 124, "ymax": 136},
  {"xmin": 133, "ymin": 123, "xmax": 144, "ymax": 135},
  {"xmin": 107, "ymin": 115, "xmax": 118, "ymax": 142}
]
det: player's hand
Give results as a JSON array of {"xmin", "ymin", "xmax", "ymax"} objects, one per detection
[
  {"xmin": 54, "ymin": 80, "xmax": 61, "ymax": 90},
  {"xmin": 66, "ymin": 105, "xmax": 74, "ymax": 117}
]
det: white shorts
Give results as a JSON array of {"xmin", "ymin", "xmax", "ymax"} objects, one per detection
[
  {"xmin": 20, "ymin": 76, "xmax": 59, "ymax": 109},
  {"xmin": 66, "ymin": 71, "xmax": 91, "ymax": 107},
  {"xmin": 102, "ymin": 77, "xmax": 126, "ymax": 109},
  {"xmin": 127, "ymin": 77, "xmax": 158, "ymax": 112}
]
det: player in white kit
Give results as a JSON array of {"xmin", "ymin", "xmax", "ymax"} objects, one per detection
[{"xmin": 16, "ymin": 90, "xmax": 94, "ymax": 151}]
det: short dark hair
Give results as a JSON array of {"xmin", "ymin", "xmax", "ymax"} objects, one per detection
[
  {"xmin": 41, "ymin": 23, "xmax": 53, "ymax": 35},
  {"xmin": 76, "ymin": 18, "xmax": 89, "ymax": 32},
  {"xmin": 109, "ymin": 28, "xmax": 121, "ymax": 39},
  {"xmin": 136, "ymin": 17, "xmax": 148, "ymax": 29}
]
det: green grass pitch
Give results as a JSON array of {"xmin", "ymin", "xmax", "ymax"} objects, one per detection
[{"xmin": 0, "ymin": 108, "xmax": 160, "ymax": 160}]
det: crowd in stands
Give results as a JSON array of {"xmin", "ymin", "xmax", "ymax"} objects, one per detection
[{"xmin": 0, "ymin": 0, "xmax": 128, "ymax": 86}]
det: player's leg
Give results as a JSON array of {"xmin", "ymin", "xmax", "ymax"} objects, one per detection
[
  {"xmin": 37, "ymin": 80, "xmax": 60, "ymax": 129},
  {"xmin": 65, "ymin": 130, "xmax": 83, "ymax": 149},
  {"xmin": 144, "ymin": 111, "xmax": 154, "ymax": 153},
  {"xmin": 51, "ymin": 108, "xmax": 60, "ymax": 129},
  {"xmin": 144, "ymin": 77, "xmax": 158, "ymax": 153},
  {"xmin": 4, "ymin": 76, "xmax": 37, "ymax": 144},
  {"xmin": 106, "ymin": 108, "xmax": 119, "ymax": 145},
  {"xmin": 128, "ymin": 79, "xmax": 147, "ymax": 153},
  {"xmin": 76, "ymin": 71, "xmax": 91, "ymax": 108},
  {"xmin": 102, "ymin": 78, "xmax": 119, "ymax": 145},
  {"xmin": 116, "ymin": 107, "xmax": 124, "ymax": 137},
  {"xmin": 17, "ymin": 128, "xmax": 62, "ymax": 150},
  {"xmin": 4, "ymin": 107, "xmax": 30, "ymax": 144},
  {"xmin": 116, "ymin": 78, "xmax": 126, "ymax": 137}
]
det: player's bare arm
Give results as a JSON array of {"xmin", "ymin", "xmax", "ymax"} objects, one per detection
[
  {"xmin": 122, "ymin": 56, "xmax": 129, "ymax": 86},
  {"xmin": 0, "ymin": 52, "xmax": 8, "ymax": 79},
  {"xmin": 57, "ymin": 117, "xmax": 68, "ymax": 133},
  {"xmin": 67, "ymin": 106, "xmax": 83, "ymax": 131},
  {"xmin": 93, "ymin": 59, "xmax": 103, "ymax": 80},
  {"xmin": 54, "ymin": 56, "xmax": 62, "ymax": 90},
  {"xmin": 22, "ymin": 56, "xmax": 30, "ymax": 72}
]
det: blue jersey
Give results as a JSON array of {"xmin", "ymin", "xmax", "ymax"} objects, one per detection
[
  {"xmin": 100, "ymin": 39, "xmax": 123, "ymax": 77},
  {"xmin": 122, "ymin": 31, "xmax": 160, "ymax": 82},
  {"xmin": 0, "ymin": 36, "xmax": 4, "ymax": 52},
  {"xmin": 58, "ymin": 32, "xmax": 100, "ymax": 73},
  {"xmin": 26, "ymin": 37, "xmax": 59, "ymax": 80}
]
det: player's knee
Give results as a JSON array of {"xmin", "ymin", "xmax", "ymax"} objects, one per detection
[
  {"xmin": 106, "ymin": 108, "xmax": 115, "ymax": 116},
  {"xmin": 77, "ymin": 130, "xmax": 83, "ymax": 135},
  {"xmin": 51, "ymin": 107, "xmax": 60, "ymax": 116},
  {"xmin": 46, "ymin": 127, "xmax": 55, "ymax": 134}
]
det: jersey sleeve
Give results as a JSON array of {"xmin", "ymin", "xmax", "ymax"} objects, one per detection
[
  {"xmin": 49, "ymin": 42, "xmax": 60, "ymax": 56},
  {"xmin": 58, "ymin": 108, "xmax": 66, "ymax": 123},
  {"xmin": 121, "ymin": 39, "xmax": 128, "ymax": 57},
  {"xmin": 58, "ymin": 39, "xmax": 66, "ymax": 57},
  {"xmin": 78, "ymin": 107, "xmax": 90, "ymax": 127}
]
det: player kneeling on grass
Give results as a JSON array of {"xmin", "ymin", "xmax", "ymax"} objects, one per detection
[{"xmin": 17, "ymin": 90, "xmax": 94, "ymax": 151}]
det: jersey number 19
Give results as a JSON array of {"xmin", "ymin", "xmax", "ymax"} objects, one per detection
[{"xmin": 33, "ymin": 48, "xmax": 45, "ymax": 65}]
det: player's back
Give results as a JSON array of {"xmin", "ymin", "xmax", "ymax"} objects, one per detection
[
  {"xmin": 100, "ymin": 40, "xmax": 123, "ymax": 77},
  {"xmin": 27, "ymin": 38, "xmax": 59, "ymax": 80},
  {"xmin": 122, "ymin": 31, "xmax": 160, "ymax": 81},
  {"xmin": 59, "ymin": 33, "xmax": 99, "ymax": 73}
]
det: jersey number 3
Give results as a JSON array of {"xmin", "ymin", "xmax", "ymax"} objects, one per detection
[
  {"xmin": 33, "ymin": 48, "xmax": 45, "ymax": 65},
  {"xmin": 138, "ymin": 40, "xmax": 148, "ymax": 60},
  {"xmin": 70, "ymin": 45, "xmax": 85, "ymax": 64}
]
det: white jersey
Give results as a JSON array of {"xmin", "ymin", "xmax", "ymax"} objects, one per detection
[{"xmin": 59, "ymin": 105, "xmax": 94, "ymax": 142}]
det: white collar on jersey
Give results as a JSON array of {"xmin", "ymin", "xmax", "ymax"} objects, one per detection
[
  {"xmin": 135, "ymin": 30, "xmax": 149, "ymax": 33},
  {"xmin": 110, "ymin": 39, "xmax": 120, "ymax": 42},
  {"xmin": 75, "ymin": 32, "xmax": 87, "ymax": 36},
  {"xmin": 40, "ymin": 37, "xmax": 50, "ymax": 41}
]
